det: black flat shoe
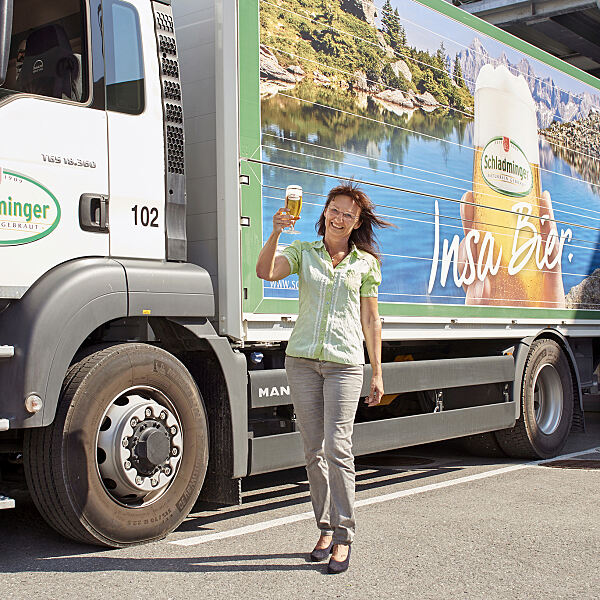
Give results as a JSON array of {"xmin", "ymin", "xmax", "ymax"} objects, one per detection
[
  {"xmin": 327, "ymin": 545, "xmax": 351, "ymax": 574},
  {"xmin": 310, "ymin": 541, "xmax": 334, "ymax": 562}
]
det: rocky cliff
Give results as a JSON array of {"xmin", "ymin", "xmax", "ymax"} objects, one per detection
[{"xmin": 339, "ymin": 0, "xmax": 378, "ymax": 27}]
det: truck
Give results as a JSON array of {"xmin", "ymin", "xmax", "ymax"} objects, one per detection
[{"xmin": 1, "ymin": 0, "xmax": 599, "ymax": 545}]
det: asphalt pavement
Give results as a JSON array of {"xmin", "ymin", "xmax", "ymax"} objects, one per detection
[{"xmin": 1, "ymin": 414, "xmax": 599, "ymax": 600}]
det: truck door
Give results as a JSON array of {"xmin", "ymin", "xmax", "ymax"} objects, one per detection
[
  {"xmin": 102, "ymin": 0, "xmax": 166, "ymax": 260},
  {"xmin": 0, "ymin": 0, "xmax": 109, "ymax": 297}
]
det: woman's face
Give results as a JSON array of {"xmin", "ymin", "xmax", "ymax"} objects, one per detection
[{"xmin": 324, "ymin": 194, "xmax": 361, "ymax": 241}]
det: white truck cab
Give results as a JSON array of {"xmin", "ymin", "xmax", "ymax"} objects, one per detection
[{"xmin": 0, "ymin": 0, "xmax": 220, "ymax": 546}]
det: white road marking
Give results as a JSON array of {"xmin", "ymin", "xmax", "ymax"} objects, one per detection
[{"xmin": 170, "ymin": 446, "xmax": 599, "ymax": 547}]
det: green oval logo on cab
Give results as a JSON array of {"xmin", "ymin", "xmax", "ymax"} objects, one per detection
[{"xmin": 0, "ymin": 169, "xmax": 61, "ymax": 245}]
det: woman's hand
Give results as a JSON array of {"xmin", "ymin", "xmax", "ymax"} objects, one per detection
[
  {"xmin": 273, "ymin": 208, "xmax": 295, "ymax": 235},
  {"xmin": 365, "ymin": 372, "xmax": 384, "ymax": 406}
]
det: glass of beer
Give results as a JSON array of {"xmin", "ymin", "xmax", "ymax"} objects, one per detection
[
  {"xmin": 472, "ymin": 64, "xmax": 543, "ymax": 306},
  {"xmin": 283, "ymin": 185, "xmax": 302, "ymax": 234}
]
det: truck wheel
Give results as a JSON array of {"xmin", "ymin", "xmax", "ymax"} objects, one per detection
[
  {"xmin": 24, "ymin": 343, "xmax": 208, "ymax": 547},
  {"xmin": 496, "ymin": 339, "xmax": 573, "ymax": 459}
]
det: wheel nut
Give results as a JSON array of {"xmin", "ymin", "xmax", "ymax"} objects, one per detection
[
  {"xmin": 170, "ymin": 426, "xmax": 177, "ymax": 435},
  {"xmin": 122, "ymin": 438, "xmax": 129, "ymax": 448},
  {"xmin": 135, "ymin": 476, "xmax": 144, "ymax": 485},
  {"xmin": 145, "ymin": 408, "xmax": 152, "ymax": 418},
  {"xmin": 171, "ymin": 447, "xmax": 179, "ymax": 456},
  {"xmin": 164, "ymin": 466, "xmax": 172, "ymax": 476},
  {"xmin": 160, "ymin": 411, "xmax": 167, "ymax": 420},
  {"xmin": 130, "ymin": 417, "xmax": 138, "ymax": 428},
  {"xmin": 124, "ymin": 460, "xmax": 131, "ymax": 470},
  {"xmin": 151, "ymin": 476, "xmax": 159, "ymax": 487}
]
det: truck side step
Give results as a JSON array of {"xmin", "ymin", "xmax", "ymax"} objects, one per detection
[
  {"xmin": 0, "ymin": 494, "xmax": 15, "ymax": 510},
  {"xmin": 248, "ymin": 401, "xmax": 517, "ymax": 475},
  {"xmin": 0, "ymin": 346, "xmax": 14, "ymax": 359}
]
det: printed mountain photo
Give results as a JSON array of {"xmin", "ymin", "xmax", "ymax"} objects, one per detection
[{"xmin": 257, "ymin": 0, "xmax": 600, "ymax": 311}]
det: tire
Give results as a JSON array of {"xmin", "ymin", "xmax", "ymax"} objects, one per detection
[
  {"xmin": 496, "ymin": 339, "xmax": 574, "ymax": 459},
  {"xmin": 24, "ymin": 343, "xmax": 209, "ymax": 547},
  {"xmin": 460, "ymin": 432, "xmax": 506, "ymax": 458}
]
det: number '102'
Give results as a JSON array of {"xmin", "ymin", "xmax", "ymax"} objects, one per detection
[{"xmin": 132, "ymin": 205, "xmax": 159, "ymax": 227}]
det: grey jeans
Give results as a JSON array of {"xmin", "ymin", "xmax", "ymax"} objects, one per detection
[{"xmin": 285, "ymin": 356, "xmax": 363, "ymax": 545}]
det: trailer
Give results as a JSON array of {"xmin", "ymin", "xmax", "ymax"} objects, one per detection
[{"xmin": 0, "ymin": 0, "xmax": 599, "ymax": 546}]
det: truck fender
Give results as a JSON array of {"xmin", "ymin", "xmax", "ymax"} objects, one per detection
[
  {"xmin": 116, "ymin": 258, "xmax": 214, "ymax": 318},
  {"xmin": 172, "ymin": 319, "xmax": 249, "ymax": 480},
  {"xmin": 535, "ymin": 329, "xmax": 584, "ymax": 424},
  {"xmin": 512, "ymin": 330, "xmax": 583, "ymax": 421},
  {"xmin": 0, "ymin": 258, "xmax": 128, "ymax": 428},
  {"xmin": 0, "ymin": 259, "xmax": 215, "ymax": 430}
]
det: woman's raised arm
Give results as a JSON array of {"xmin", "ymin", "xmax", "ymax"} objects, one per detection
[{"xmin": 256, "ymin": 209, "xmax": 293, "ymax": 281}]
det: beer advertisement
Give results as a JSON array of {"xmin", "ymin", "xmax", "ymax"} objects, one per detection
[{"xmin": 250, "ymin": 0, "xmax": 600, "ymax": 315}]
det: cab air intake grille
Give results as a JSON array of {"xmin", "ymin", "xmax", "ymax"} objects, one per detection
[
  {"xmin": 156, "ymin": 11, "xmax": 174, "ymax": 33},
  {"xmin": 167, "ymin": 126, "xmax": 184, "ymax": 175},
  {"xmin": 165, "ymin": 103, "xmax": 183, "ymax": 123},
  {"xmin": 159, "ymin": 34, "xmax": 177, "ymax": 55},
  {"xmin": 164, "ymin": 81, "xmax": 181, "ymax": 101},
  {"xmin": 162, "ymin": 57, "xmax": 179, "ymax": 78},
  {"xmin": 153, "ymin": 1, "xmax": 186, "ymax": 261}
]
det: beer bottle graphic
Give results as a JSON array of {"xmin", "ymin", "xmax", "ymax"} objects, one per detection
[{"xmin": 472, "ymin": 64, "xmax": 543, "ymax": 306}]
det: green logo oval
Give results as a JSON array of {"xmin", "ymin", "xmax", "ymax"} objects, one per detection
[
  {"xmin": 0, "ymin": 169, "xmax": 61, "ymax": 246},
  {"xmin": 480, "ymin": 137, "xmax": 533, "ymax": 198}
]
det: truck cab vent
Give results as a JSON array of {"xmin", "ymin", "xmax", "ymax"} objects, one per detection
[
  {"xmin": 164, "ymin": 81, "xmax": 181, "ymax": 101},
  {"xmin": 167, "ymin": 125, "xmax": 184, "ymax": 175},
  {"xmin": 159, "ymin": 34, "xmax": 177, "ymax": 56},
  {"xmin": 162, "ymin": 57, "xmax": 179, "ymax": 78},
  {"xmin": 165, "ymin": 103, "xmax": 183, "ymax": 123},
  {"xmin": 153, "ymin": 1, "xmax": 186, "ymax": 261},
  {"xmin": 155, "ymin": 11, "xmax": 174, "ymax": 33}
]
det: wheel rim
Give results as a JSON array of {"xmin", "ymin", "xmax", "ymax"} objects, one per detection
[
  {"xmin": 95, "ymin": 386, "xmax": 184, "ymax": 508},
  {"xmin": 532, "ymin": 363, "xmax": 563, "ymax": 435}
]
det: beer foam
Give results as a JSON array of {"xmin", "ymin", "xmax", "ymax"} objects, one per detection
[
  {"xmin": 475, "ymin": 64, "xmax": 535, "ymax": 110},
  {"xmin": 474, "ymin": 64, "xmax": 539, "ymax": 163}
]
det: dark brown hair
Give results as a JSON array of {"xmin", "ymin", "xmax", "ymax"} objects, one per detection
[{"xmin": 316, "ymin": 182, "xmax": 391, "ymax": 262}]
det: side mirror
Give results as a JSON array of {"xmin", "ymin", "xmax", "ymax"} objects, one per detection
[{"xmin": 0, "ymin": 0, "xmax": 14, "ymax": 86}]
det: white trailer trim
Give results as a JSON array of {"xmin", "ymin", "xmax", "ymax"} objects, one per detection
[
  {"xmin": 0, "ymin": 495, "xmax": 15, "ymax": 510},
  {"xmin": 0, "ymin": 346, "xmax": 14, "ymax": 359},
  {"xmin": 243, "ymin": 313, "xmax": 600, "ymax": 342}
]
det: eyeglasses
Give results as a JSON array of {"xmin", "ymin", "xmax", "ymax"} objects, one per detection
[{"xmin": 327, "ymin": 206, "xmax": 359, "ymax": 223}]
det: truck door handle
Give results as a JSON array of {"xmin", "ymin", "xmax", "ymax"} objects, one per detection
[{"xmin": 79, "ymin": 194, "xmax": 109, "ymax": 233}]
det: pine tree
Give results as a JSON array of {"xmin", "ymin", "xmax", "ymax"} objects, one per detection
[
  {"xmin": 382, "ymin": 2, "xmax": 406, "ymax": 50},
  {"xmin": 394, "ymin": 8, "xmax": 406, "ymax": 46},
  {"xmin": 381, "ymin": 0, "xmax": 394, "ymax": 36},
  {"xmin": 453, "ymin": 52, "xmax": 466, "ymax": 88},
  {"xmin": 435, "ymin": 42, "xmax": 446, "ymax": 70}
]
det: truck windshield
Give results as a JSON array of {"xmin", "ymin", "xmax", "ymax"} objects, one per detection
[{"xmin": 0, "ymin": 0, "xmax": 87, "ymax": 103}]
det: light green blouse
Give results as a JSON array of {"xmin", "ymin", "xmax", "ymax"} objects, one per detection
[{"xmin": 282, "ymin": 239, "xmax": 381, "ymax": 365}]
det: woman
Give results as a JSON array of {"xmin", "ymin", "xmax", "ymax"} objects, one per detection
[{"xmin": 256, "ymin": 182, "xmax": 389, "ymax": 574}]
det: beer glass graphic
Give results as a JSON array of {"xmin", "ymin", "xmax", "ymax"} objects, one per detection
[
  {"xmin": 472, "ymin": 64, "xmax": 543, "ymax": 305},
  {"xmin": 283, "ymin": 185, "xmax": 302, "ymax": 234}
]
